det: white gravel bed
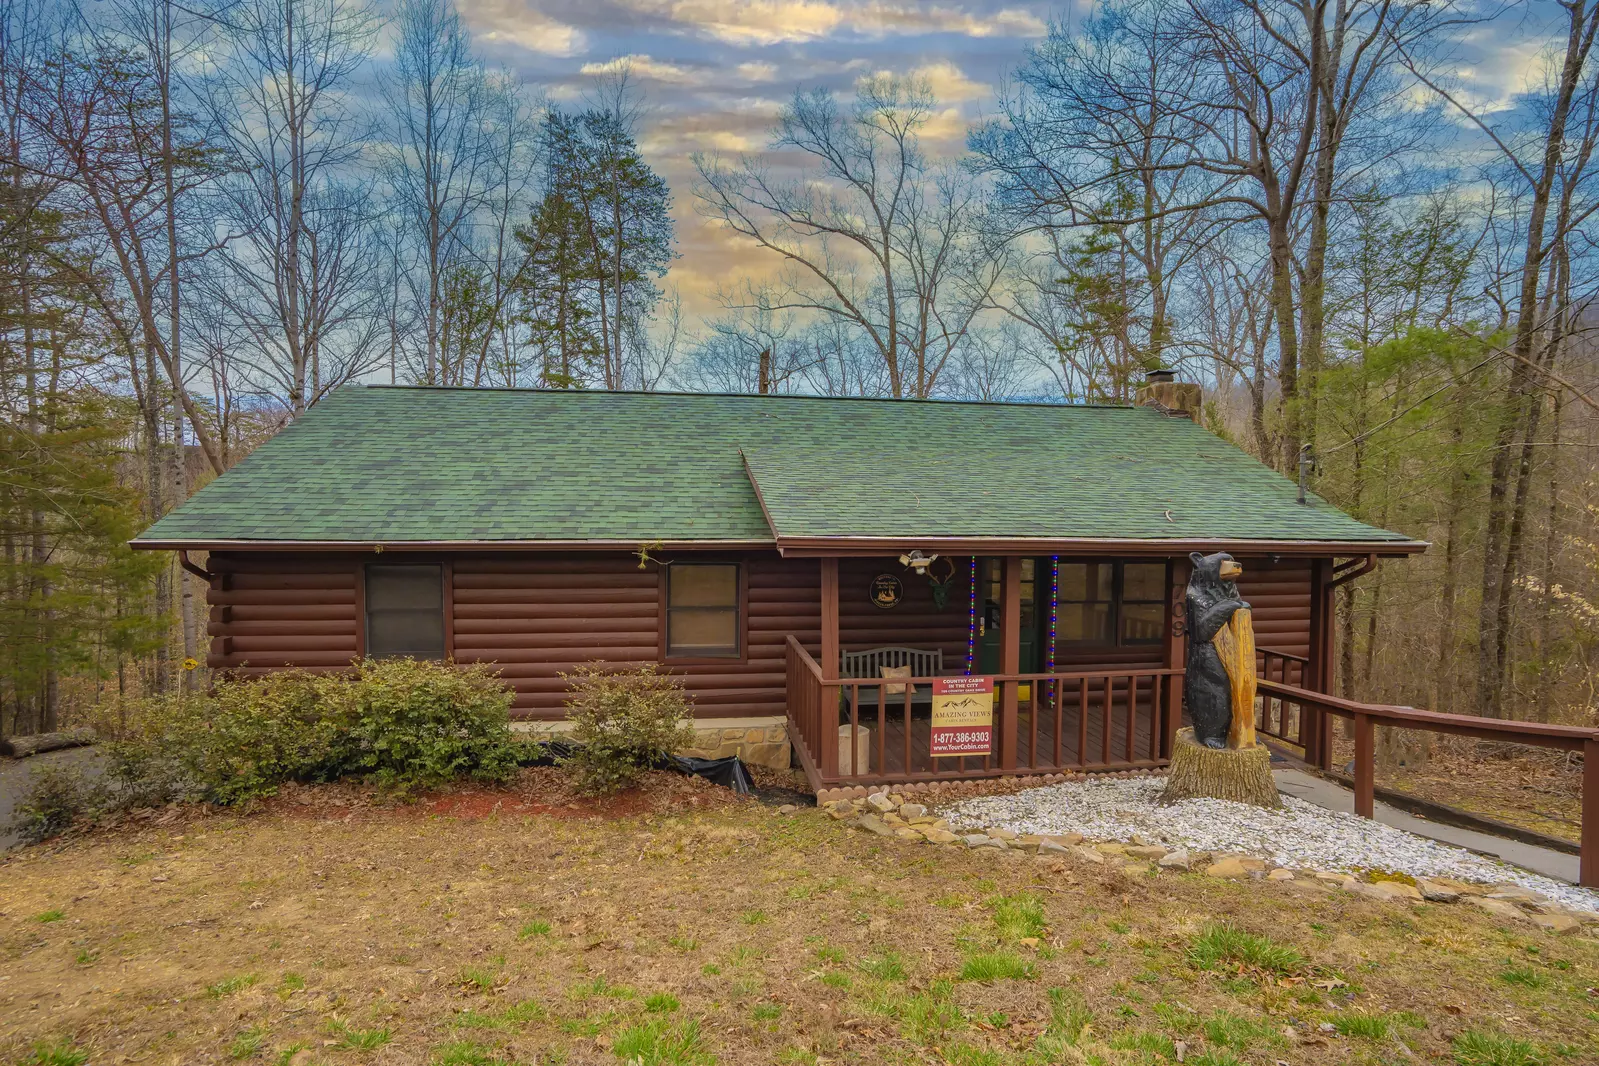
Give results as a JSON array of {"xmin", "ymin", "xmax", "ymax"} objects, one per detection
[{"xmin": 940, "ymin": 776, "xmax": 1599, "ymax": 911}]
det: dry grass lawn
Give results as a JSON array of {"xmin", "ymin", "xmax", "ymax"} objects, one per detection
[{"xmin": 2, "ymin": 771, "xmax": 1596, "ymax": 1066}]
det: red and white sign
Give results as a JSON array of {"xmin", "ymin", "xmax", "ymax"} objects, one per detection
[{"xmin": 930, "ymin": 676, "xmax": 993, "ymax": 757}]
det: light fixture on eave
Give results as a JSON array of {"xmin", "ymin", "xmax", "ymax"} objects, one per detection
[{"xmin": 898, "ymin": 549, "xmax": 938, "ymax": 573}]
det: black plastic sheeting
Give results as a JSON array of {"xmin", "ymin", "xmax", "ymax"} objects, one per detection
[{"xmin": 516, "ymin": 738, "xmax": 753, "ymax": 795}]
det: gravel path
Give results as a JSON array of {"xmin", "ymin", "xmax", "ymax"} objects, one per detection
[{"xmin": 940, "ymin": 776, "xmax": 1599, "ymax": 911}]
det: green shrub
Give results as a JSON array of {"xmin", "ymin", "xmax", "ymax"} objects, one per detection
[
  {"xmin": 341, "ymin": 658, "xmax": 518, "ymax": 792},
  {"xmin": 11, "ymin": 765, "xmax": 108, "ymax": 845},
  {"xmin": 559, "ymin": 662, "xmax": 696, "ymax": 795},
  {"xmin": 93, "ymin": 659, "xmax": 518, "ymax": 809}
]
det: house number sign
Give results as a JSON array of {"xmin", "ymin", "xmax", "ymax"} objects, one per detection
[{"xmin": 869, "ymin": 574, "xmax": 904, "ymax": 609}]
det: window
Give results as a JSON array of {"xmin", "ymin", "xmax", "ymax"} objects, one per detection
[
  {"xmin": 365, "ymin": 564, "xmax": 445, "ymax": 659},
  {"xmin": 665, "ymin": 563, "xmax": 741, "ymax": 658},
  {"xmin": 1059, "ymin": 561, "xmax": 1167, "ymax": 646}
]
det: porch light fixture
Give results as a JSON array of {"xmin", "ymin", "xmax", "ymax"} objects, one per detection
[{"xmin": 899, "ymin": 550, "xmax": 938, "ymax": 572}]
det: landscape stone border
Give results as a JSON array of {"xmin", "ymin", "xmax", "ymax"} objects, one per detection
[{"xmin": 812, "ymin": 780, "xmax": 1599, "ymax": 937}]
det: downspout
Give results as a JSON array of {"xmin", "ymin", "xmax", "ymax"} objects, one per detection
[{"xmin": 178, "ymin": 549, "xmax": 215, "ymax": 583}]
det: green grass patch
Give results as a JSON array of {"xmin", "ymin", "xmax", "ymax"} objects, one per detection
[
  {"xmin": 752, "ymin": 1002, "xmax": 783, "ymax": 1022},
  {"xmin": 858, "ymin": 949, "xmax": 906, "ymax": 981},
  {"xmin": 228, "ymin": 1025, "xmax": 267, "ymax": 1059},
  {"xmin": 646, "ymin": 993, "xmax": 681, "ymax": 1013},
  {"xmin": 819, "ymin": 972, "xmax": 850, "ymax": 989},
  {"xmin": 863, "ymin": 979, "xmax": 962, "ymax": 1046},
  {"xmin": 206, "ymin": 973, "xmax": 260, "ymax": 999},
  {"xmin": 1332, "ymin": 1011, "xmax": 1392, "ymax": 1040},
  {"xmin": 1200, "ymin": 1011, "xmax": 1286, "ymax": 1050},
  {"xmin": 430, "ymin": 1041, "xmax": 516, "ymax": 1066},
  {"xmin": 1497, "ymin": 966, "xmax": 1547, "ymax": 989},
  {"xmin": 740, "ymin": 909, "xmax": 769, "ymax": 925},
  {"xmin": 517, "ymin": 920, "xmax": 552, "ymax": 940},
  {"xmin": 946, "ymin": 1044, "xmax": 1003, "ymax": 1066},
  {"xmin": 34, "ymin": 909, "xmax": 65, "ymax": 923},
  {"xmin": 24, "ymin": 1042, "xmax": 89, "ymax": 1066},
  {"xmin": 1186, "ymin": 922, "xmax": 1305, "ymax": 976},
  {"xmin": 1451, "ymin": 1030, "xmax": 1547, "ymax": 1066},
  {"xmin": 987, "ymin": 892, "xmax": 1047, "ymax": 941},
  {"xmin": 611, "ymin": 1017, "xmax": 714, "ymax": 1065},
  {"xmin": 329, "ymin": 1021, "xmax": 393, "ymax": 1050},
  {"xmin": 958, "ymin": 951, "xmax": 1036, "ymax": 982},
  {"xmin": 813, "ymin": 945, "xmax": 846, "ymax": 965},
  {"xmin": 1029, "ymin": 987, "xmax": 1094, "ymax": 1058}
]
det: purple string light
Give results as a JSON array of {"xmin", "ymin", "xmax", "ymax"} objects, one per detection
[
  {"xmin": 965, "ymin": 555, "xmax": 977, "ymax": 675},
  {"xmin": 1048, "ymin": 555, "xmax": 1059, "ymax": 673}
]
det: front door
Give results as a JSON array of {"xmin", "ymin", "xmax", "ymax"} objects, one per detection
[{"xmin": 977, "ymin": 557, "xmax": 1039, "ymax": 674}]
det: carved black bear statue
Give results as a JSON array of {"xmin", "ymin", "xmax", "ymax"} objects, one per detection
[{"xmin": 1184, "ymin": 551, "xmax": 1250, "ymax": 749}]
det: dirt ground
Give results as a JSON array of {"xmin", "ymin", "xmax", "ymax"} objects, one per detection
[
  {"xmin": 2, "ymin": 769, "xmax": 1596, "ymax": 1066},
  {"xmin": 1328, "ymin": 735, "xmax": 1586, "ymax": 846}
]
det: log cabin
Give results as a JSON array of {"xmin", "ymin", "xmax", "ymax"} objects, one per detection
[{"xmin": 132, "ymin": 375, "xmax": 1426, "ymax": 794}]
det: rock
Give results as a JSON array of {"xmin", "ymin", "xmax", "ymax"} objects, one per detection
[
  {"xmin": 898, "ymin": 803, "xmax": 926, "ymax": 820},
  {"xmin": 962, "ymin": 834, "xmax": 992, "ymax": 849},
  {"xmin": 988, "ymin": 828, "xmax": 1018, "ymax": 841},
  {"xmin": 1157, "ymin": 849, "xmax": 1192, "ymax": 870},
  {"xmin": 1425, "ymin": 876, "xmax": 1480, "ymax": 896},
  {"xmin": 855, "ymin": 815, "xmax": 894, "ymax": 837},
  {"xmin": 1416, "ymin": 879, "xmax": 1462, "ymax": 903},
  {"xmin": 1038, "ymin": 839, "xmax": 1072, "ymax": 857},
  {"xmin": 1070, "ymin": 846, "xmax": 1107, "ymax": 865},
  {"xmin": 1267, "ymin": 868, "xmax": 1294, "ymax": 881},
  {"xmin": 1043, "ymin": 833, "xmax": 1084, "ymax": 847},
  {"xmin": 1470, "ymin": 897, "xmax": 1531, "ymax": 923},
  {"xmin": 893, "ymin": 828, "xmax": 923, "ymax": 843},
  {"xmin": 1095, "ymin": 842, "xmax": 1128, "ymax": 856},
  {"xmin": 777, "ymin": 803, "xmax": 798, "ymax": 815},
  {"xmin": 924, "ymin": 830, "xmax": 959, "ymax": 845},
  {"xmin": 1527, "ymin": 912, "xmax": 1581, "ymax": 935},
  {"xmin": 1016, "ymin": 835, "xmax": 1046, "ymax": 847},
  {"xmin": 1365, "ymin": 880, "xmax": 1422, "ymax": 902},
  {"xmin": 1205, "ymin": 857, "xmax": 1253, "ymax": 879},
  {"xmin": 881, "ymin": 813, "xmax": 907, "ymax": 828},
  {"xmin": 865, "ymin": 793, "xmax": 895, "ymax": 814},
  {"xmin": 1126, "ymin": 845, "xmax": 1169, "ymax": 861},
  {"xmin": 1314, "ymin": 871, "xmax": 1348, "ymax": 885}
]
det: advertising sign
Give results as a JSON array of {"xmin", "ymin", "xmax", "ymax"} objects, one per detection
[{"xmin": 930, "ymin": 676, "xmax": 993, "ymax": 757}]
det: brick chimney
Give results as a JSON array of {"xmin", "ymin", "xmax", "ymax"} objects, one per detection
[{"xmin": 1134, "ymin": 368, "xmax": 1202, "ymax": 420}]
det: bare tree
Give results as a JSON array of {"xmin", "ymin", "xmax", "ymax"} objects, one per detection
[
  {"xmin": 199, "ymin": 0, "xmax": 385, "ymax": 415},
  {"xmin": 694, "ymin": 75, "xmax": 1007, "ymax": 398},
  {"xmin": 1399, "ymin": 0, "xmax": 1599, "ymax": 718},
  {"xmin": 383, "ymin": 0, "xmax": 490, "ymax": 385}
]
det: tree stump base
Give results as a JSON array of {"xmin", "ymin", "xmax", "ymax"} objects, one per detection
[{"xmin": 1158, "ymin": 728, "xmax": 1282, "ymax": 808}]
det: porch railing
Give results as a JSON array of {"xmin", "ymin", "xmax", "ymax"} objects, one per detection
[
  {"xmin": 1255, "ymin": 648, "xmax": 1310, "ymax": 747},
  {"xmin": 1257, "ymin": 678, "xmax": 1599, "ymax": 888},
  {"xmin": 785, "ymin": 636, "xmax": 1180, "ymax": 788}
]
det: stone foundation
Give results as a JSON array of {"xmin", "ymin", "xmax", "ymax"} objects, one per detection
[
  {"xmin": 512, "ymin": 716, "xmax": 792, "ymax": 771},
  {"xmin": 679, "ymin": 717, "xmax": 792, "ymax": 770}
]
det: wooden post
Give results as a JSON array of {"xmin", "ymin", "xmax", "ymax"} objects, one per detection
[
  {"xmin": 820, "ymin": 557, "xmax": 839, "ymax": 679},
  {"xmin": 1161, "ymin": 556, "xmax": 1189, "ymax": 760},
  {"xmin": 1307, "ymin": 558, "xmax": 1334, "ymax": 768},
  {"xmin": 999, "ymin": 555, "xmax": 1021, "ymax": 771},
  {"xmin": 820, "ymin": 558, "xmax": 840, "ymax": 782},
  {"xmin": 1353, "ymin": 712, "xmax": 1374, "ymax": 818},
  {"xmin": 1582, "ymin": 737, "xmax": 1598, "ymax": 889}
]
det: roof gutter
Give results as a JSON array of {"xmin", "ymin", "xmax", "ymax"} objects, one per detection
[
  {"xmin": 132, "ymin": 537, "xmax": 781, "ymax": 552},
  {"xmin": 770, "ymin": 536, "xmax": 1429, "ymax": 558}
]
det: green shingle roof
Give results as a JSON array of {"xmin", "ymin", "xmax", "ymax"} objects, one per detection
[{"xmin": 134, "ymin": 386, "xmax": 1421, "ymax": 549}]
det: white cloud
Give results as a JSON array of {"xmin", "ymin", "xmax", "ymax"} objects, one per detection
[
  {"xmin": 619, "ymin": 0, "xmax": 1047, "ymax": 45},
  {"xmin": 465, "ymin": 0, "xmax": 587, "ymax": 56},
  {"xmin": 901, "ymin": 60, "xmax": 989, "ymax": 103},
  {"xmin": 581, "ymin": 54, "xmax": 699, "ymax": 83},
  {"xmin": 736, "ymin": 61, "xmax": 780, "ymax": 82}
]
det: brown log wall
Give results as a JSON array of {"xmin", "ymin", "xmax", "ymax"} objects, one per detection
[{"xmin": 201, "ymin": 550, "xmax": 1316, "ymax": 721}]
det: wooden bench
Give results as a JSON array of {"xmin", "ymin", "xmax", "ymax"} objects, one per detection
[{"xmin": 840, "ymin": 647, "xmax": 943, "ymax": 706}]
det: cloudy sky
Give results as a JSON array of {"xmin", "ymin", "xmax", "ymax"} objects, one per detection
[{"xmin": 450, "ymin": 0, "xmax": 1560, "ymax": 319}]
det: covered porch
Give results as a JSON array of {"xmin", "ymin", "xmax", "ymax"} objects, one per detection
[{"xmin": 783, "ymin": 553, "xmax": 1342, "ymax": 794}]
